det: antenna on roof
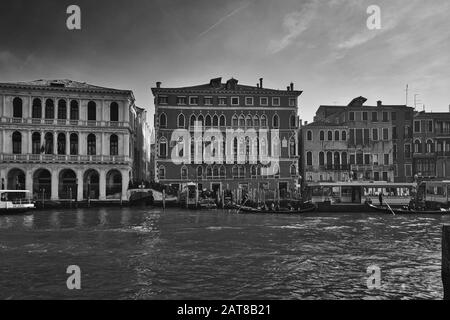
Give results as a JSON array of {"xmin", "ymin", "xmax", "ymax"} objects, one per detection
[{"xmin": 405, "ymin": 84, "xmax": 409, "ymax": 106}]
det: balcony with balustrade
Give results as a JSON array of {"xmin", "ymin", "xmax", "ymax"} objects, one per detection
[
  {"xmin": 0, "ymin": 153, "xmax": 131, "ymax": 165},
  {"xmin": 1, "ymin": 117, "xmax": 130, "ymax": 129}
]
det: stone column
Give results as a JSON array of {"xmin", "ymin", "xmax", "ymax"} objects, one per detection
[
  {"xmin": 53, "ymin": 132, "xmax": 58, "ymax": 155},
  {"xmin": 27, "ymin": 130, "xmax": 32, "ymax": 154},
  {"xmin": 124, "ymin": 134, "xmax": 130, "ymax": 157},
  {"xmin": 2, "ymin": 129, "xmax": 6, "ymax": 153},
  {"xmin": 66, "ymin": 133, "xmax": 70, "ymax": 155},
  {"xmin": 25, "ymin": 170, "xmax": 33, "ymax": 194},
  {"xmin": 99, "ymin": 169, "xmax": 106, "ymax": 200},
  {"xmin": 51, "ymin": 170, "xmax": 59, "ymax": 200},
  {"xmin": 121, "ymin": 169, "xmax": 130, "ymax": 201},
  {"xmin": 76, "ymin": 169, "xmax": 84, "ymax": 201}
]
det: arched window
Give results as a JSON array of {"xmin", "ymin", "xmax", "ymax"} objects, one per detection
[
  {"xmin": 87, "ymin": 101, "xmax": 97, "ymax": 121},
  {"xmin": 342, "ymin": 131, "xmax": 347, "ymax": 141},
  {"xmin": 290, "ymin": 164, "xmax": 297, "ymax": 176},
  {"xmin": 44, "ymin": 132, "xmax": 53, "ymax": 154},
  {"xmin": 251, "ymin": 165, "xmax": 257, "ymax": 178},
  {"xmin": 58, "ymin": 100, "xmax": 67, "ymax": 120},
  {"xmin": 57, "ymin": 133, "xmax": 66, "ymax": 155},
  {"xmin": 213, "ymin": 166, "xmax": 219, "ymax": 178},
  {"xmin": 181, "ymin": 166, "xmax": 188, "ymax": 180},
  {"xmin": 110, "ymin": 102, "xmax": 119, "ymax": 122},
  {"xmin": 159, "ymin": 113, "xmax": 167, "ymax": 128},
  {"xmin": 320, "ymin": 131, "xmax": 325, "ymax": 141},
  {"xmin": 326, "ymin": 151, "xmax": 333, "ymax": 165},
  {"xmin": 290, "ymin": 115, "xmax": 296, "ymax": 128},
  {"xmin": 319, "ymin": 152, "xmax": 325, "ymax": 166},
  {"xmin": 219, "ymin": 115, "xmax": 226, "ymax": 127},
  {"xmin": 342, "ymin": 152, "xmax": 348, "ymax": 166},
  {"xmin": 414, "ymin": 139, "xmax": 422, "ymax": 153},
  {"xmin": 289, "ymin": 137, "xmax": 296, "ymax": 156},
  {"xmin": 335, "ymin": 130, "xmax": 340, "ymax": 141},
  {"xmin": 197, "ymin": 114, "xmax": 204, "ymax": 126},
  {"xmin": 213, "ymin": 115, "xmax": 219, "ymax": 127},
  {"xmin": 238, "ymin": 166, "xmax": 245, "ymax": 178},
  {"xmin": 253, "ymin": 115, "xmax": 260, "ymax": 127},
  {"xmin": 189, "ymin": 114, "xmax": 196, "ymax": 127},
  {"xmin": 12, "ymin": 131, "xmax": 22, "ymax": 154},
  {"xmin": 32, "ymin": 132, "xmax": 41, "ymax": 154},
  {"xmin": 220, "ymin": 165, "xmax": 226, "ymax": 178},
  {"xmin": 110, "ymin": 134, "xmax": 119, "ymax": 156},
  {"xmin": 32, "ymin": 98, "xmax": 42, "ymax": 119},
  {"xmin": 87, "ymin": 134, "xmax": 96, "ymax": 155},
  {"xmin": 70, "ymin": 133, "xmax": 78, "ymax": 155},
  {"xmin": 70, "ymin": 100, "xmax": 79, "ymax": 120},
  {"xmin": 197, "ymin": 166, "xmax": 203, "ymax": 179},
  {"xmin": 306, "ymin": 152, "xmax": 313, "ymax": 166},
  {"xmin": 239, "ymin": 115, "xmax": 245, "ymax": 127},
  {"xmin": 205, "ymin": 114, "xmax": 212, "ymax": 127},
  {"xmin": 232, "ymin": 165, "xmax": 238, "ymax": 178},
  {"xmin": 246, "ymin": 115, "xmax": 252, "ymax": 127},
  {"xmin": 206, "ymin": 166, "xmax": 213, "ymax": 179},
  {"xmin": 13, "ymin": 97, "xmax": 23, "ymax": 118},
  {"xmin": 159, "ymin": 137, "xmax": 167, "ymax": 158},
  {"xmin": 45, "ymin": 99, "xmax": 54, "ymax": 119},
  {"xmin": 426, "ymin": 139, "xmax": 434, "ymax": 153},
  {"xmin": 272, "ymin": 114, "xmax": 279, "ymax": 128},
  {"xmin": 334, "ymin": 152, "xmax": 340, "ymax": 166},
  {"xmin": 158, "ymin": 166, "xmax": 166, "ymax": 180},
  {"xmin": 232, "ymin": 114, "xmax": 238, "ymax": 127},
  {"xmin": 307, "ymin": 130, "xmax": 313, "ymax": 141},
  {"xmin": 328, "ymin": 131, "xmax": 333, "ymax": 141},
  {"xmin": 260, "ymin": 115, "xmax": 267, "ymax": 127},
  {"xmin": 178, "ymin": 113, "xmax": 185, "ymax": 128}
]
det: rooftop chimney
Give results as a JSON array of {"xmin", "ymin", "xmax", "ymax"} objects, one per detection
[
  {"xmin": 377, "ymin": 100, "xmax": 382, "ymax": 107},
  {"xmin": 156, "ymin": 82, "xmax": 161, "ymax": 88},
  {"xmin": 287, "ymin": 86, "xmax": 290, "ymax": 91},
  {"xmin": 290, "ymin": 82, "xmax": 294, "ymax": 91},
  {"xmin": 259, "ymin": 78, "xmax": 263, "ymax": 89}
]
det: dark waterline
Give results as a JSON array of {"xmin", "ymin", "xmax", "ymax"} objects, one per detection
[{"xmin": 0, "ymin": 207, "xmax": 448, "ymax": 300}]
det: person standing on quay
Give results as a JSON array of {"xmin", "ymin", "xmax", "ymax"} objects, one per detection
[{"xmin": 379, "ymin": 192, "xmax": 383, "ymax": 206}]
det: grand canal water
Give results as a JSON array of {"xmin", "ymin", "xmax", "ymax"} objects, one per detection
[{"xmin": 0, "ymin": 207, "xmax": 449, "ymax": 300}]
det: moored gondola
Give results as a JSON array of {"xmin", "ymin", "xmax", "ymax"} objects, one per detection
[
  {"xmin": 236, "ymin": 203, "xmax": 316, "ymax": 215},
  {"xmin": 366, "ymin": 203, "xmax": 450, "ymax": 215}
]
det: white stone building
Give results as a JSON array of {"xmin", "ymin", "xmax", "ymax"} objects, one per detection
[{"xmin": 0, "ymin": 79, "xmax": 137, "ymax": 201}]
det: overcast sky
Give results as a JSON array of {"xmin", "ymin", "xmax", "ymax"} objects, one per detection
[{"xmin": 1, "ymin": 0, "xmax": 449, "ymax": 125}]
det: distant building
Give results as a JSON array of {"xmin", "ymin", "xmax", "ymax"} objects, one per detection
[
  {"xmin": 303, "ymin": 97, "xmax": 414, "ymax": 184},
  {"xmin": 0, "ymin": 79, "xmax": 139, "ymax": 201},
  {"xmin": 133, "ymin": 106, "xmax": 152, "ymax": 184},
  {"xmin": 151, "ymin": 77, "xmax": 302, "ymax": 196},
  {"xmin": 413, "ymin": 111, "xmax": 450, "ymax": 179}
]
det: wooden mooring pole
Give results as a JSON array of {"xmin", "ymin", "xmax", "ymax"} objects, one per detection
[{"xmin": 443, "ymin": 224, "xmax": 450, "ymax": 300}]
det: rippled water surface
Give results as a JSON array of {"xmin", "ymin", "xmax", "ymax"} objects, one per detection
[{"xmin": 1, "ymin": 207, "xmax": 449, "ymax": 299}]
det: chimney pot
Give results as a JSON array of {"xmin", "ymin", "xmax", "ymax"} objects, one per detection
[
  {"xmin": 377, "ymin": 100, "xmax": 382, "ymax": 107},
  {"xmin": 259, "ymin": 78, "xmax": 263, "ymax": 89},
  {"xmin": 156, "ymin": 82, "xmax": 161, "ymax": 88},
  {"xmin": 290, "ymin": 83, "xmax": 294, "ymax": 91},
  {"xmin": 287, "ymin": 86, "xmax": 290, "ymax": 91}
]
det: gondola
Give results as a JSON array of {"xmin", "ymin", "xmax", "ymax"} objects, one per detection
[
  {"xmin": 366, "ymin": 203, "xmax": 450, "ymax": 215},
  {"xmin": 236, "ymin": 204, "xmax": 316, "ymax": 215}
]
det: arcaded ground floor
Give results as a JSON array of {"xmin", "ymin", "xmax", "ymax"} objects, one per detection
[{"xmin": 0, "ymin": 164, "xmax": 131, "ymax": 201}]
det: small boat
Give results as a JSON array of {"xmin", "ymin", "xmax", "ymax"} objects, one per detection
[
  {"xmin": 366, "ymin": 203, "xmax": 450, "ymax": 215},
  {"xmin": 0, "ymin": 190, "xmax": 35, "ymax": 215},
  {"xmin": 237, "ymin": 204, "xmax": 316, "ymax": 215},
  {"xmin": 198, "ymin": 198, "xmax": 217, "ymax": 210}
]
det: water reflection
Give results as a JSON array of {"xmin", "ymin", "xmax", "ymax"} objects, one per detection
[{"xmin": 0, "ymin": 208, "xmax": 449, "ymax": 299}]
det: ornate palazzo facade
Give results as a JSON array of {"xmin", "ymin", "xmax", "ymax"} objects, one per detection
[{"xmin": 0, "ymin": 80, "xmax": 137, "ymax": 201}]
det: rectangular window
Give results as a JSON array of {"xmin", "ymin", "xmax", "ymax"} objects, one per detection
[
  {"xmin": 383, "ymin": 128, "xmax": 389, "ymax": 140},
  {"xmin": 245, "ymin": 97, "xmax": 254, "ymax": 106},
  {"xmin": 362, "ymin": 112, "xmax": 368, "ymax": 121},
  {"xmin": 392, "ymin": 126, "xmax": 397, "ymax": 139},
  {"xmin": 405, "ymin": 164, "xmax": 412, "ymax": 177},
  {"xmin": 393, "ymin": 145, "xmax": 397, "ymax": 161},
  {"xmin": 382, "ymin": 172, "xmax": 388, "ymax": 181},
  {"xmin": 364, "ymin": 154, "xmax": 370, "ymax": 165},
  {"xmin": 189, "ymin": 96, "xmax": 199, "ymax": 105},
  {"xmin": 384, "ymin": 154, "xmax": 389, "ymax": 165},
  {"xmin": 272, "ymin": 97, "xmax": 280, "ymax": 106},
  {"xmin": 260, "ymin": 97, "xmax": 268, "ymax": 106},
  {"xmin": 231, "ymin": 97, "xmax": 239, "ymax": 105},
  {"xmin": 355, "ymin": 129, "xmax": 363, "ymax": 145},
  {"xmin": 374, "ymin": 172, "xmax": 380, "ymax": 181},
  {"xmin": 428, "ymin": 120, "xmax": 433, "ymax": 132},
  {"xmin": 204, "ymin": 97, "xmax": 213, "ymax": 105},
  {"xmin": 405, "ymin": 144, "xmax": 411, "ymax": 159},
  {"xmin": 391, "ymin": 112, "xmax": 397, "ymax": 121},
  {"xmin": 356, "ymin": 153, "xmax": 364, "ymax": 165},
  {"xmin": 414, "ymin": 120, "xmax": 421, "ymax": 133},
  {"xmin": 394, "ymin": 165, "xmax": 398, "ymax": 177},
  {"xmin": 349, "ymin": 129, "xmax": 355, "ymax": 144},
  {"xmin": 382, "ymin": 112, "xmax": 389, "ymax": 122},
  {"xmin": 289, "ymin": 98, "xmax": 296, "ymax": 107},
  {"xmin": 177, "ymin": 97, "xmax": 187, "ymax": 105},
  {"xmin": 219, "ymin": 97, "xmax": 227, "ymax": 105},
  {"xmin": 372, "ymin": 128, "xmax": 378, "ymax": 141},
  {"xmin": 373, "ymin": 154, "xmax": 379, "ymax": 165},
  {"xmin": 372, "ymin": 112, "xmax": 378, "ymax": 122},
  {"xmin": 158, "ymin": 96, "xmax": 168, "ymax": 104},
  {"xmin": 349, "ymin": 112, "xmax": 355, "ymax": 121},
  {"xmin": 364, "ymin": 129, "xmax": 370, "ymax": 144},
  {"xmin": 349, "ymin": 154, "xmax": 356, "ymax": 165}
]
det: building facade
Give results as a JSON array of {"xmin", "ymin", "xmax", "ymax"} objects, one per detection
[
  {"xmin": 412, "ymin": 111, "xmax": 450, "ymax": 179},
  {"xmin": 0, "ymin": 79, "xmax": 137, "ymax": 201},
  {"xmin": 303, "ymin": 97, "xmax": 414, "ymax": 184},
  {"xmin": 152, "ymin": 77, "xmax": 302, "ymax": 196}
]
